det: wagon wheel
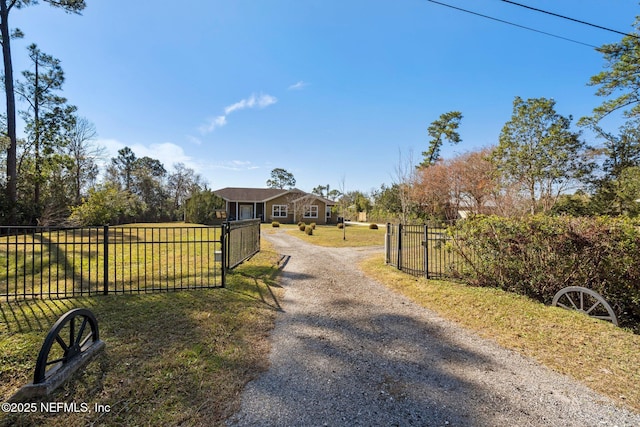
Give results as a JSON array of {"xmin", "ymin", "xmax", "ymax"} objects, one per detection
[
  {"xmin": 34, "ymin": 308, "xmax": 100, "ymax": 384},
  {"xmin": 552, "ymin": 286, "xmax": 618, "ymax": 326}
]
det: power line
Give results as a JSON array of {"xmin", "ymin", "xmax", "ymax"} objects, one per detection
[
  {"xmin": 425, "ymin": 0, "xmax": 598, "ymax": 48},
  {"xmin": 500, "ymin": 0, "xmax": 640, "ymax": 40}
]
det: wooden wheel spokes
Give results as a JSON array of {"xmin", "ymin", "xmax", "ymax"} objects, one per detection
[
  {"xmin": 552, "ymin": 286, "xmax": 618, "ymax": 326},
  {"xmin": 34, "ymin": 309, "xmax": 100, "ymax": 384}
]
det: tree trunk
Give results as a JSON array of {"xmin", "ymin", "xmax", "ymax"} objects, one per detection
[
  {"xmin": 33, "ymin": 49, "xmax": 41, "ymax": 215},
  {"xmin": 529, "ymin": 182, "xmax": 536, "ymax": 215},
  {"xmin": 1, "ymin": 0, "xmax": 17, "ymax": 224}
]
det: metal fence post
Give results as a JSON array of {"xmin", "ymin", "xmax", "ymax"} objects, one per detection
[
  {"xmin": 103, "ymin": 225, "xmax": 109, "ymax": 295},
  {"xmin": 220, "ymin": 223, "xmax": 227, "ymax": 287},
  {"xmin": 424, "ymin": 224, "xmax": 430, "ymax": 280},
  {"xmin": 385, "ymin": 223, "xmax": 391, "ymax": 265},
  {"xmin": 397, "ymin": 223, "xmax": 402, "ymax": 271}
]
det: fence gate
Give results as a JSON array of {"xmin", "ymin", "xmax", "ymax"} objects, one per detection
[
  {"xmin": 223, "ymin": 219, "xmax": 261, "ymax": 270},
  {"xmin": 385, "ymin": 223, "xmax": 459, "ymax": 279}
]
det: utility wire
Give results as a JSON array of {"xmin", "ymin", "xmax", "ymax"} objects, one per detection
[
  {"xmin": 425, "ymin": 0, "xmax": 598, "ymax": 48},
  {"xmin": 500, "ymin": 0, "xmax": 639, "ymax": 40}
]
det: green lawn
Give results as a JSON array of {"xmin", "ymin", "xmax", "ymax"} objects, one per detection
[
  {"xmin": 269, "ymin": 223, "xmax": 386, "ymax": 247},
  {"xmin": 0, "ymin": 239, "xmax": 283, "ymax": 426}
]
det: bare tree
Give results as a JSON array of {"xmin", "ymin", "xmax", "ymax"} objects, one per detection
[
  {"xmin": 167, "ymin": 163, "xmax": 204, "ymax": 219},
  {"xmin": 66, "ymin": 116, "xmax": 101, "ymax": 204},
  {"xmin": 393, "ymin": 148, "xmax": 416, "ymax": 224},
  {"xmin": 289, "ymin": 192, "xmax": 320, "ymax": 224}
]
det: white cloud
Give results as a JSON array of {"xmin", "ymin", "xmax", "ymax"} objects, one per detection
[
  {"xmin": 205, "ymin": 160, "xmax": 261, "ymax": 171},
  {"xmin": 224, "ymin": 93, "xmax": 278, "ymax": 115},
  {"xmin": 186, "ymin": 135, "xmax": 203, "ymax": 145},
  {"xmin": 288, "ymin": 81, "xmax": 308, "ymax": 90},
  {"xmin": 198, "ymin": 115, "xmax": 227, "ymax": 134},
  {"xmin": 199, "ymin": 92, "xmax": 277, "ymax": 135},
  {"xmin": 97, "ymin": 139, "xmax": 199, "ymax": 173}
]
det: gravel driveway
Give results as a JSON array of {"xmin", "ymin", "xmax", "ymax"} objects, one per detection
[{"xmin": 227, "ymin": 228, "xmax": 640, "ymax": 426}]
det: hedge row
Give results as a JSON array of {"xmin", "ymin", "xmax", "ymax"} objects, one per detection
[{"xmin": 448, "ymin": 215, "xmax": 640, "ymax": 329}]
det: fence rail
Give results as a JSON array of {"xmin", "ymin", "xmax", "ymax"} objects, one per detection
[
  {"xmin": 1, "ymin": 221, "xmax": 260, "ymax": 301},
  {"xmin": 385, "ymin": 223, "xmax": 469, "ymax": 279}
]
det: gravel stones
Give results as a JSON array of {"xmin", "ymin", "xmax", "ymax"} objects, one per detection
[{"xmin": 227, "ymin": 229, "xmax": 640, "ymax": 427}]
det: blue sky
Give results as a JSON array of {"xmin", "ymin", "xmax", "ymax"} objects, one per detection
[{"xmin": 8, "ymin": 0, "xmax": 639, "ymax": 194}]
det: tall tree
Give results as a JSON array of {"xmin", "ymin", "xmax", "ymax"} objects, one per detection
[
  {"xmin": 107, "ymin": 146, "xmax": 137, "ymax": 191},
  {"xmin": 591, "ymin": 119, "xmax": 640, "ymax": 183},
  {"xmin": 312, "ymin": 184, "xmax": 331, "ymax": 198},
  {"xmin": 584, "ymin": 120, "xmax": 640, "ymax": 215},
  {"xmin": 131, "ymin": 156, "xmax": 168, "ymax": 221},
  {"xmin": 16, "ymin": 43, "xmax": 72, "ymax": 214},
  {"xmin": 1, "ymin": 0, "xmax": 86, "ymax": 223},
  {"xmin": 418, "ymin": 111, "xmax": 463, "ymax": 168},
  {"xmin": 266, "ymin": 168, "xmax": 296, "ymax": 189},
  {"xmin": 493, "ymin": 97, "xmax": 589, "ymax": 214},
  {"xmin": 370, "ymin": 184, "xmax": 401, "ymax": 221},
  {"xmin": 582, "ymin": 15, "xmax": 640, "ymax": 123}
]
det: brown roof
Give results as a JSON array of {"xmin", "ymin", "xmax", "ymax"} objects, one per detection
[
  {"xmin": 213, "ymin": 187, "xmax": 293, "ymax": 202},
  {"xmin": 290, "ymin": 194, "xmax": 336, "ymax": 206},
  {"xmin": 214, "ymin": 187, "xmax": 336, "ymax": 205}
]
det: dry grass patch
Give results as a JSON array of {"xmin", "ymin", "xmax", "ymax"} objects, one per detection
[
  {"xmin": 0, "ymin": 240, "xmax": 283, "ymax": 426},
  {"xmin": 360, "ymin": 253, "xmax": 640, "ymax": 413}
]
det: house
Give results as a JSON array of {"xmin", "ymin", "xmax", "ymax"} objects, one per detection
[{"xmin": 213, "ymin": 187, "xmax": 338, "ymax": 224}]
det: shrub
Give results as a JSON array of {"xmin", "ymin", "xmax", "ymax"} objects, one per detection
[
  {"xmin": 310, "ymin": 222, "xmax": 316, "ymax": 229},
  {"xmin": 305, "ymin": 225, "xmax": 313, "ymax": 235},
  {"xmin": 69, "ymin": 184, "xmax": 138, "ymax": 226},
  {"xmin": 337, "ymin": 223, "xmax": 344, "ymax": 229},
  {"xmin": 448, "ymin": 215, "xmax": 640, "ymax": 329},
  {"xmin": 271, "ymin": 221, "xmax": 280, "ymax": 227},
  {"xmin": 369, "ymin": 223, "xmax": 378, "ymax": 230},
  {"xmin": 299, "ymin": 223, "xmax": 307, "ymax": 231}
]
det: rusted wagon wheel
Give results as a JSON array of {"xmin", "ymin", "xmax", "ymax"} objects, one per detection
[
  {"xmin": 33, "ymin": 308, "xmax": 100, "ymax": 384},
  {"xmin": 552, "ymin": 286, "xmax": 618, "ymax": 326}
]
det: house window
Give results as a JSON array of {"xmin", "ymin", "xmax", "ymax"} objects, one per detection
[
  {"xmin": 304, "ymin": 205, "xmax": 318, "ymax": 218},
  {"xmin": 272, "ymin": 205, "xmax": 288, "ymax": 217}
]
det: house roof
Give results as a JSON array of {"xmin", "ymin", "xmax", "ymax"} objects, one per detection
[
  {"xmin": 290, "ymin": 194, "xmax": 336, "ymax": 206},
  {"xmin": 214, "ymin": 187, "xmax": 294, "ymax": 202},
  {"xmin": 213, "ymin": 187, "xmax": 336, "ymax": 205}
]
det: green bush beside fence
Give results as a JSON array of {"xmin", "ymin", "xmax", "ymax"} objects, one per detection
[{"xmin": 448, "ymin": 215, "xmax": 640, "ymax": 329}]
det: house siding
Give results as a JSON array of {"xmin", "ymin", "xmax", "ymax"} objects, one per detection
[
  {"xmin": 214, "ymin": 187, "xmax": 337, "ymax": 224},
  {"xmin": 266, "ymin": 194, "xmax": 335, "ymax": 225},
  {"xmin": 266, "ymin": 194, "xmax": 296, "ymax": 224}
]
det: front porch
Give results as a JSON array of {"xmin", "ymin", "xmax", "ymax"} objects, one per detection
[{"xmin": 227, "ymin": 201, "xmax": 265, "ymax": 222}]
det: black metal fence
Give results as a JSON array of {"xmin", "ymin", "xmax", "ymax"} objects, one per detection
[
  {"xmin": 0, "ymin": 221, "xmax": 261, "ymax": 301},
  {"xmin": 385, "ymin": 223, "xmax": 469, "ymax": 279}
]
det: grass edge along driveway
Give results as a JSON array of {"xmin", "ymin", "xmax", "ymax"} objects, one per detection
[{"xmin": 360, "ymin": 253, "xmax": 640, "ymax": 414}]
